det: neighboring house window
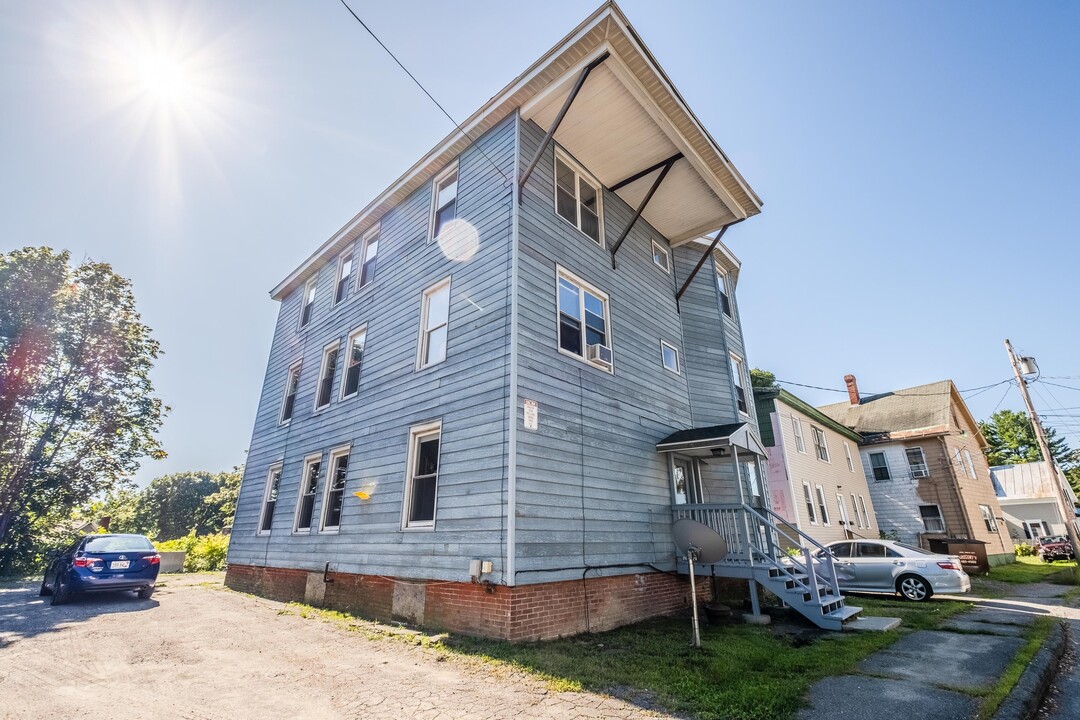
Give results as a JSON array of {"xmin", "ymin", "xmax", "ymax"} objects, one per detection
[
  {"xmin": 844, "ymin": 442, "xmax": 855, "ymax": 472},
  {"xmin": 295, "ymin": 455, "xmax": 321, "ymax": 533},
  {"xmin": 430, "ymin": 163, "xmax": 458, "ymax": 241},
  {"xmin": 979, "ymin": 504, "xmax": 998, "ymax": 533},
  {"xmin": 660, "ymin": 341, "xmax": 679, "ymax": 374},
  {"xmin": 652, "ymin": 240, "xmax": 670, "ymax": 272},
  {"xmin": 811, "ymin": 426, "xmax": 830, "ymax": 462},
  {"xmin": 815, "ymin": 484, "xmax": 830, "ymax": 525},
  {"xmin": 557, "ymin": 269, "xmax": 611, "ymax": 369},
  {"xmin": 404, "ymin": 422, "xmax": 441, "ymax": 529},
  {"xmin": 792, "ymin": 418, "xmax": 806, "ymax": 453},
  {"xmin": 802, "ymin": 482, "xmax": 817, "ymax": 524},
  {"xmin": 836, "ymin": 494, "xmax": 850, "ymax": 528},
  {"xmin": 322, "ymin": 447, "xmax": 350, "ymax": 531},
  {"xmin": 731, "ymin": 355, "xmax": 748, "ymax": 414},
  {"xmin": 358, "ymin": 226, "xmax": 379, "ymax": 289},
  {"xmin": 715, "ymin": 265, "xmax": 732, "ymax": 317},
  {"xmin": 869, "ymin": 452, "xmax": 891, "ymax": 481},
  {"xmin": 300, "ymin": 278, "xmax": 317, "ymax": 329},
  {"xmin": 906, "ymin": 447, "xmax": 930, "ymax": 478},
  {"xmin": 850, "ymin": 493, "xmax": 861, "ymax": 527},
  {"xmin": 858, "ymin": 495, "xmax": 870, "ymax": 529},
  {"xmin": 341, "ymin": 327, "xmax": 366, "ymax": 399},
  {"xmin": 964, "ymin": 449, "xmax": 977, "ymax": 479},
  {"xmin": 334, "ymin": 248, "xmax": 353, "ymax": 305},
  {"xmin": 258, "ymin": 464, "xmax": 282, "ymax": 535},
  {"xmin": 919, "ymin": 504, "xmax": 946, "ymax": 534},
  {"xmin": 315, "ymin": 342, "xmax": 339, "ymax": 411},
  {"xmin": 554, "ymin": 151, "xmax": 602, "ymax": 244},
  {"xmin": 418, "ymin": 278, "xmax": 451, "ymax": 369},
  {"xmin": 279, "ymin": 363, "xmax": 302, "ymax": 424}
]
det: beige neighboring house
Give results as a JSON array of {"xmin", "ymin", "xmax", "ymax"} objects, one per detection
[
  {"xmin": 819, "ymin": 376, "xmax": 1015, "ymax": 565},
  {"xmin": 990, "ymin": 461, "xmax": 1080, "ymax": 541},
  {"xmin": 755, "ymin": 386, "xmax": 878, "ymax": 546}
]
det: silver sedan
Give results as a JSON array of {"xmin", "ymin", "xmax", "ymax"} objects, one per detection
[{"xmin": 815, "ymin": 539, "xmax": 971, "ymax": 601}]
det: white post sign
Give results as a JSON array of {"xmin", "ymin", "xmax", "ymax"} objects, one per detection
[{"xmin": 523, "ymin": 399, "xmax": 538, "ymax": 431}]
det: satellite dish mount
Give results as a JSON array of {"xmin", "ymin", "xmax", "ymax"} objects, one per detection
[{"xmin": 672, "ymin": 519, "xmax": 728, "ymax": 648}]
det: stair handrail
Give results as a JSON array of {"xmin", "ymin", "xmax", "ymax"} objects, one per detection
[{"xmin": 741, "ymin": 504, "xmax": 841, "ymax": 601}]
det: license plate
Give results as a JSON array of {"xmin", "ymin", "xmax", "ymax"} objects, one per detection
[{"xmin": 110, "ymin": 561, "xmax": 130, "ymax": 570}]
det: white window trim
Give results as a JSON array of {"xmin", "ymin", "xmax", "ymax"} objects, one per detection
[
  {"xmin": 333, "ymin": 246, "xmax": 354, "ymax": 306},
  {"xmin": 815, "ymin": 484, "xmax": 831, "ymax": 526},
  {"xmin": 356, "ymin": 224, "xmax": 380, "ymax": 291},
  {"xmin": 906, "ymin": 446, "xmax": 930, "ymax": 478},
  {"xmin": 792, "ymin": 417, "xmax": 806, "ymax": 454},
  {"xmin": 850, "ymin": 493, "xmax": 861, "ymax": 528},
  {"xmin": 919, "ymin": 503, "xmax": 947, "ymax": 534},
  {"xmin": 340, "ymin": 326, "xmax": 368, "ymax": 400},
  {"xmin": 979, "ymin": 504, "xmax": 998, "ymax": 533},
  {"xmin": 555, "ymin": 266, "xmax": 614, "ymax": 374},
  {"xmin": 278, "ymin": 361, "xmax": 302, "ymax": 426},
  {"xmin": 964, "ymin": 449, "xmax": 977, "ymax": 479},
  {"xmin": 730, "ymin": 353, "xmax": 749, "ymax": 417},
  {"xmin": 320, "ymin": 444, "xmax": 352, "ymax": 533},
  {"xmin": 401, "ymin": 420, "xmax": 443, "ymax": 531},
  {"xmin": 858, "ymin": 495, "xmax": 870, "ymax": 530},
  {"xmin": 651, "ymin": 240, "xmax": 670, "ymax": 273},
  {"xmin": 257, "ymin": 463, "xmax": 283, "ymax": 536},
  {"xmin": 416, "ymin": 277, "xmax": 452, "ymax": 370},
  {"xmin": 844, "ymin": 442, "xmax": 855, "ymax": 472},
  {"xmin": 428, "ymin": 162, "xmax": 460, "ymax": 243},
  {"xmin": 313, "ymin": 340, "xmax": 341, "ymax": 413},
  {"xmin": 293, "ymin": 452, "xmax": 323, "ymax": 534},
  {"xmin": 299, "ymin": 277, "xmax": 317, "ymax": 330},
  {"xmin": 660, "ymin": 340, "xmax": 680, "ymax": 375},
  {"xmin": 715, "ymin": 263, "xmax": 734, "ymax": 318},
  {"xmin": 553, "ymin": 148, "xmax": 604, "ymax": 247},
  {"xmin": 836, "ymin": 494, "xmax": 850, "ymax": 528},
  {"xmin": 803, "ymin": 481, "xmax": 818, "ymax": 525},
  {"xmin": 811, "ymin": 425, "xmax": 831, "ymax": 463}
]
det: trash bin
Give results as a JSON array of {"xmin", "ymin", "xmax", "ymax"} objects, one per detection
[{"xmin": 927, "ymin": 538, "xmax": 989, "ymax": 575}]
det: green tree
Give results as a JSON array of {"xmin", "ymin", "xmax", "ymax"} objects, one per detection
[
  {"xmin": 132, "ymin": 470, "xmax": 239, "ymax": 541},
  {"xmin": 202, "ymin": 465, "xmax": 243, "ymax": 530},
  {"xmin": 979, "ymin": 409, "xmax": 1080, "ymax": 499},
  {"xmin": 0, "ymin": 248, "xmax": 166, "ymax": 571},
  {"xmin": 750, "ymin": 368, "xmax": 777, "ymax": 389}
]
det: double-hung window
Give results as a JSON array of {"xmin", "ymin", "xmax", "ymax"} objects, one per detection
[
  {"xmin": 358, "ymin": 226, "xmax": 379, "ymax": 289},
  {"xmin": 919, "ymin": 504, "xmax": 946, "ymax": 534},
  {"xmin": 557, "ymin": 269, "xmax": 611, "ymax": 369},
  {"xmin": 341, "ymin": 328, "xmax": 366, "ymax": 399},
  {"xmin": 850, "ymin": 493, "xmax": 862, "ymax": 527},
  {"xmin": 300, "ymin": 278, "xmax": 317, "ymax": 329},
  {"xmin": 844, "ymin": 442, "xmax": 855, "ymax": 472},
  {"xmin": 295, "ymin": 454, "xmax": 321, "ymax": 533},
  {"xmin": 964, "ymin": 449, "xmax": 977, "ymax": 479},
  {"xmin": 836, "ymin": 494, "xmax": 850, "ymax": 527},
  {"xmin": 430, "ymin": 164, "xmax": 458, "ymax": 240},
  {"xmin": 716, "ymin": 265, "xmax": 733, "ymax": 317},
  {"xmin": 811, "ymin": 426, "xmax": 830, "ymax": 462},
  {"xmin": 979, "ymin": 504, "xmax": 998, "ymax": 532},
  {"xmin": 279, "ymin": 363, "xmax": 302, "ymax": 424},
  {"xmin": 731, "ymin": 355, "xmax": 748, "ymax": 414},
  {"xmin": 803, "ymin": 482, "xmax": 817, "ymax": 524},
  {"xmin": 258, "ymin": 464, "xmax": 282, "ymax": 535},
  {"xmin": 418, "ymin": 279, "xmax": 451, "ymax": 369},
  {"xmin": 404, "ymin": 422, "xmax": 441, "ymax": 529},
  {"xmin": 858, "ymin": 495, "xmax": 870, "ymax": 529},
  {"xmin": 652, "ymin": 241, "xmax": 670, "ymax": 272},
  {"xmin": 554, "ymin": 152, "xmax": 601, "ymax": 244},
  {"xmin": 321, "ymin": 447, "xmax": 350, "ymax": 531},
  {"xmin": 315, "ymin": 342, "xmax": 339, "ymax": 411},
  {"xmin": 792, "ymin": 418, "xmax": 806, "ymax": 453},
  {"xmin": 660, "ymin": 341, "xmax": 679, "ymax": 374},
  {"xmin": 815, "ymin": 484, "xmax": 830, "ymax": 525},
  {"xmin": 869, "ymin": 452, "xmax": 891, "ymax": 481},
  {"xmin": 334, "ymin": 249, "xmax": 353, "ymax": 305},
  {"xmin": 905, "ymin": 447, "xmax": 929, "ymax": 478}
]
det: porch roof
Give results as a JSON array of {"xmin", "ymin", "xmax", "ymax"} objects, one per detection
[{"xmin": 656, "ymin": 422, "xmax": 767, "ymax": 457}]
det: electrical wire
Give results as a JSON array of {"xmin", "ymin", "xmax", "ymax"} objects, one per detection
[
  {"xmin": 773, "ymin": 378, "xmax": 1013, "ymax": 398},
  {"xmin": 336, "ymin": 0, "xmax": 513, "ymax": 187}
]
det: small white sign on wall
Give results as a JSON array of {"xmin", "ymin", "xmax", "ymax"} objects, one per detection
[{"xmin": 523, "ymin": 399, "xmax": 538, "ymax": 431}]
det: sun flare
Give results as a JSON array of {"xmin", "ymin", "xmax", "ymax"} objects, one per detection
[{"xmin": 133, "ymin": 51, "xmax": 192, "ymax": 106}]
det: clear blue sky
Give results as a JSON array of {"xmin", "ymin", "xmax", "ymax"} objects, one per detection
[{"xmin": 2, "ymin": 1, "xmax": 1078, "ymax": 486}]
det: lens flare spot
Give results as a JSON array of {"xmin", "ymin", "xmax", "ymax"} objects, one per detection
[{"xmin": 436, "ymin": 219, "xmax": 479, "ymax": 262}]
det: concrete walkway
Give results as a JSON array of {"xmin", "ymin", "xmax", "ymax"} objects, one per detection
[{"xmin": 798, "ymin": 582, "xmax": 1077, "ymax": 720}]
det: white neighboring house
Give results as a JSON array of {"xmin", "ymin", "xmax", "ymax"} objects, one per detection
[{"xmin": 990, "ymin": 461, "xmax": 1079, "ymax": 541}]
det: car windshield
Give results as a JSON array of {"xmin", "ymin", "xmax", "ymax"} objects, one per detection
[
  {"xmin": 84, "ymin": 535, "xmax": 154, "ymax": 553},
  {"xmin": 894, "ymin": 542, "xmax": 934, "ymax": 556},
  {"xmin": 1039, "ymin": 536, "xmax": 1068, "ymax": 544}
]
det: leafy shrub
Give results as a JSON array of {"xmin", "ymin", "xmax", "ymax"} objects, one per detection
[
  {"xmin": 155, "ymin": 531, "xmax": 229, "ymax": 572},
  {"xmin": 1014, "ymin": 542, "xmax": 1036, "ymax": 557}
]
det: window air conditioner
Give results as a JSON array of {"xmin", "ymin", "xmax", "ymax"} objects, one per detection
[{"xmin": 587, "ymin": 344, "xmax": 612, "ymax": 367}]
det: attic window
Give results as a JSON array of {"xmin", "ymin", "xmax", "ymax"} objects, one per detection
[{"xmin": 554, "ymin": 151, "xmax": 602, "ymax": 245}]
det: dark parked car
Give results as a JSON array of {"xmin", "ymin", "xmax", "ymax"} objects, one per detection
[
  {"xmin": 40, "ymin": 534, "xmax": 160, "ymax": 605},
  {"xmin": 1036, "ymin": 535, "xmax": 1075, "ymax": 562}
]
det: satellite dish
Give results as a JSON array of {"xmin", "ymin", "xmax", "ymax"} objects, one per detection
[
  {"xmin": 673, "ymin": 519, "xmax": 728, "ymax": 564},
  {"xmin": 672, "ymin": 519, "xmax": 727, "ymax": 648}
]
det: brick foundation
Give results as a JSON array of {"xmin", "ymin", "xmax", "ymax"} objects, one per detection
[{"xmin": 225, "ymin": 564, "xmax": 711, "ymax": 641}]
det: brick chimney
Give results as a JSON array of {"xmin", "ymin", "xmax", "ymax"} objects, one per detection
[{"xmin": 844, "ymin": 374, "xmax": 860, "ymax": 406}]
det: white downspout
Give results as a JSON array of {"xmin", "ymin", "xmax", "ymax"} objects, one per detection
[{"xmin": 506, "ymin": 110, "xmax": 522, "ymax": 586}]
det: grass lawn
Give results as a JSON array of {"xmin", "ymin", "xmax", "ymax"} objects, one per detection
[{"xmin": 986, "ymin": 556, "xmax": 1078, "ymax": 584}]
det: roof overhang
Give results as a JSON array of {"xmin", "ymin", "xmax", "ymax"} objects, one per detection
[
  {"xmin": 271, "ymin": 1, "xmax": 761, "ymax": 301},
  {"xmin": 656, "ymin": 422, "xmax": 768, "ymax": 458}
]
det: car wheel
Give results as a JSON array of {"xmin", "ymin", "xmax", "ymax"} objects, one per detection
[
  {"xmin": 38, "ymin": 578, "xmax": 52, "ymax": 597},
  {"xmin": 897, "ymin": 574, "xmax": 932, "ymax": 602},
  {"xmin": 50, "ymin": 575, "xmax": 70, "ymax": 606},
  {"xmin": 137, "ymin": 587, "xmax": 154, "ymax": 600}
]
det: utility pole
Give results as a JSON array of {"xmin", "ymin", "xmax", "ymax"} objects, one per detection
[{"xmin": 1004, "ymin": 339, "xmax": 1080, "ymax": 556}]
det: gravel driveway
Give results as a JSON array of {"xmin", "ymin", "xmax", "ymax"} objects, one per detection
[{"xmin": 0, "ymin": 573, "xmax": 665, "ymax": 720}]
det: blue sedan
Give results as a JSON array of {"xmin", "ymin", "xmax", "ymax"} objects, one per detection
[{"xmin": 40, "ymin": 534, "xmax": 161, "ymax": 605}]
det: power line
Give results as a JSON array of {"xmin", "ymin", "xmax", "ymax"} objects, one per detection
[
  {"xmin": 336, "ymin": 0, "xmax": 512, "ymax": 187},
  {"xmin": 1039, "ymin": 380, "xmax": 1080, "ymax": 393},
  {"xmin": 774, "ymin": 377, "xmax": 1013, "ymax": 398}
]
